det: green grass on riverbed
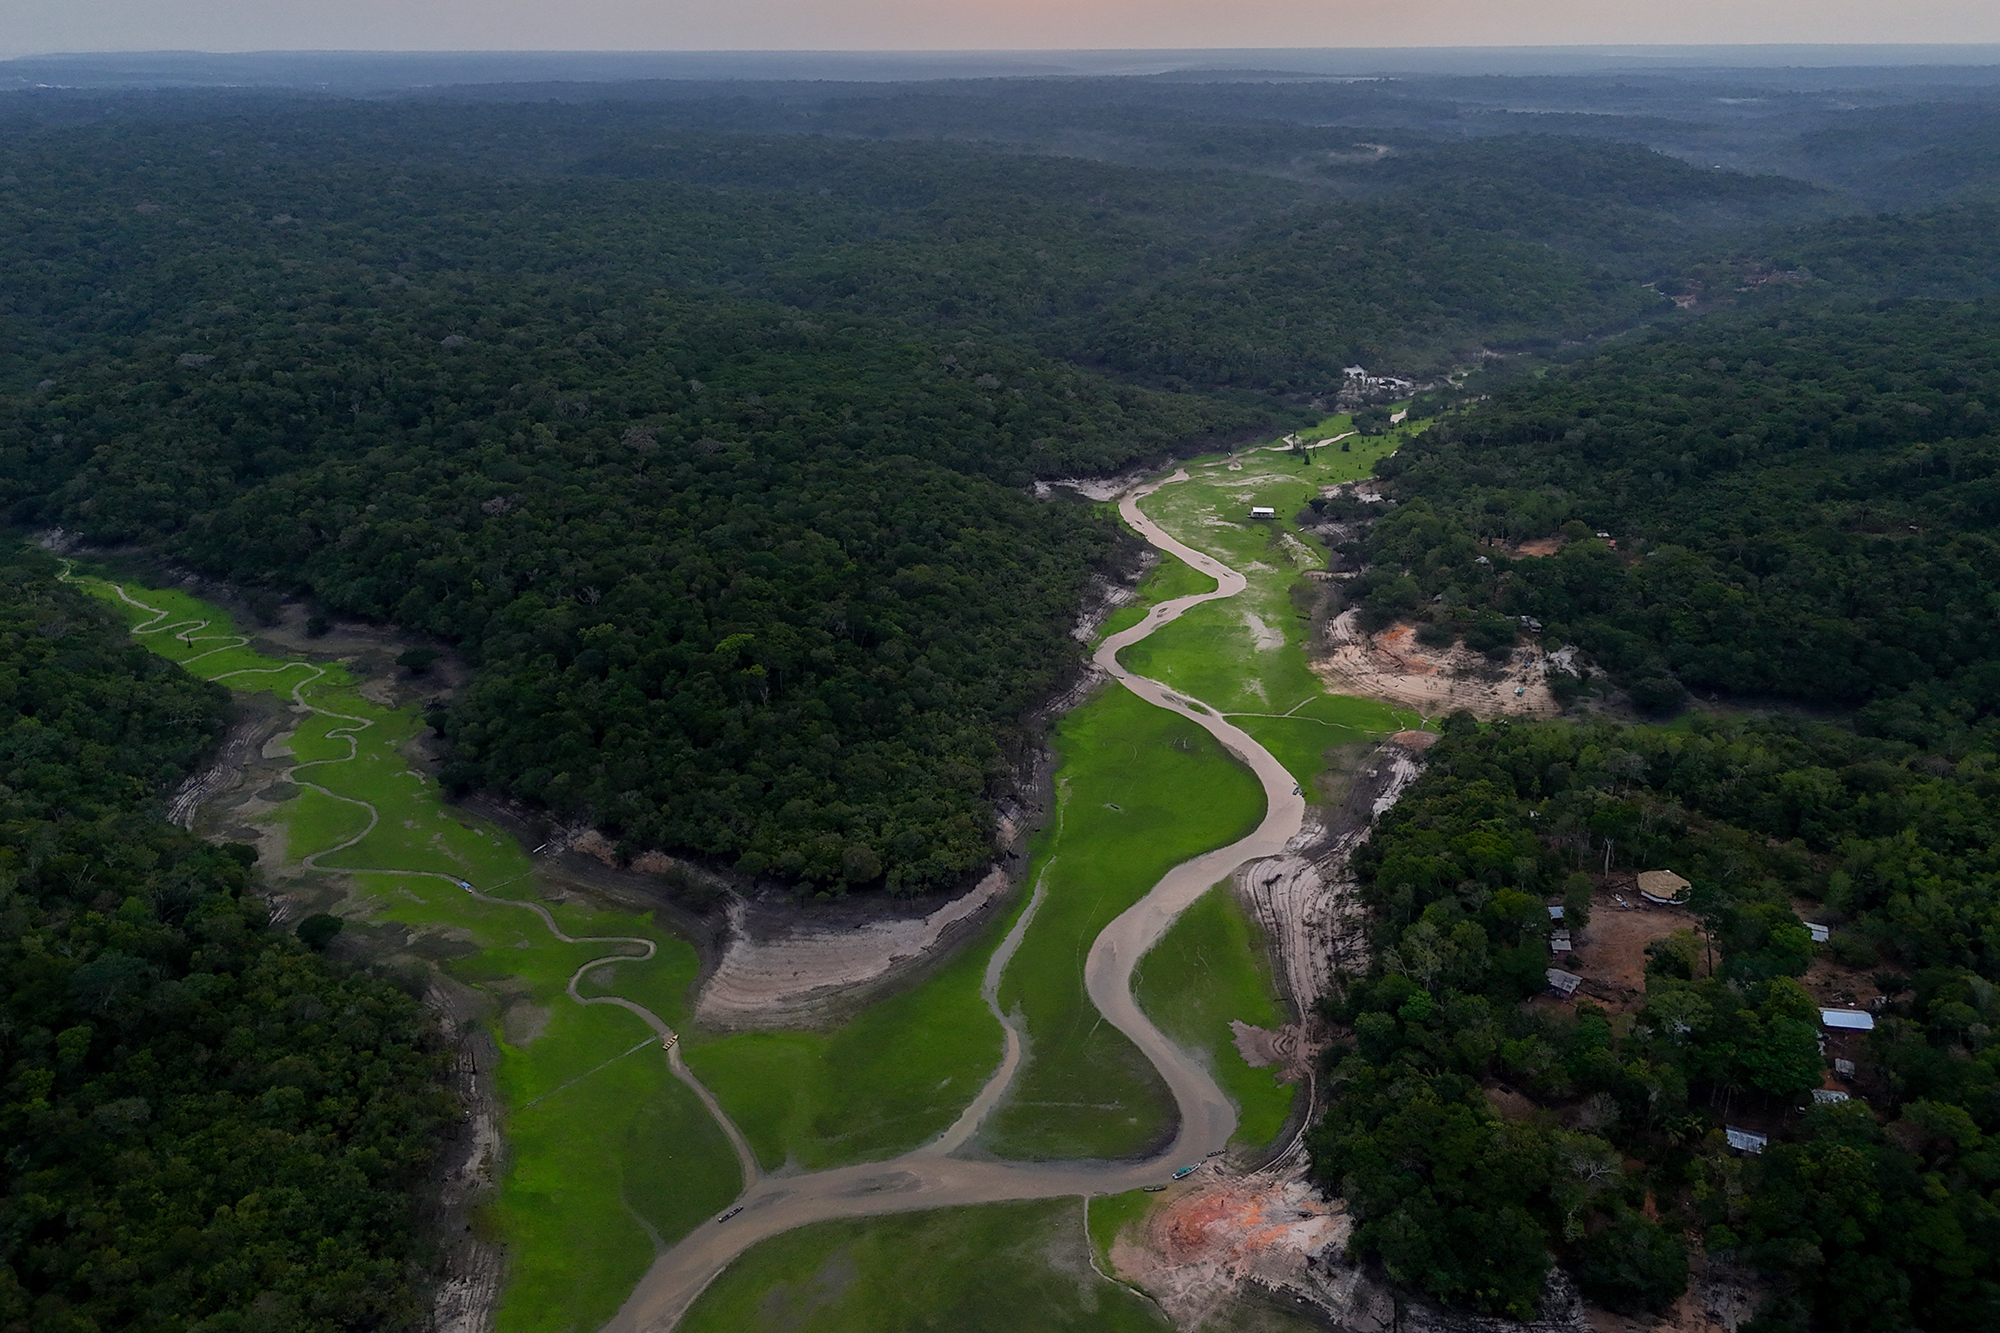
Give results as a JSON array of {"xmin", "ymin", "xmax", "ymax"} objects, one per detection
[
  {"xmin": 1133, "ymin": 885, "xmax": 1294, "ymax": 1150},
  {"xmin": 1116, "ymin": 424, "xmax": 1421, "ymax": 796},
  {"xmin": 672, "ymin": 933, "xmax": 1001, "ymax": 1171},
  {"xmin": 679, "ymin": 1200, "xmax": 1167, "ymax": 1333},
  {"xmin": 1087, "ymin": 1189, "xmax": 1158, "ymax": 1273},
  {"xmin": 70, "ymin": 570, "xmax": 741, "ymax": 1333},
  {"xmin": 1100, "ymin": 547, "xmax": 1218, "ymax": 638},
  {"xmin": 986, "ymin": 685, "xmax": 1264, "ymax": 1160},
  {"xmin": 68, "ymin": 440, "xmax": 1386, "ymax": 1330}
]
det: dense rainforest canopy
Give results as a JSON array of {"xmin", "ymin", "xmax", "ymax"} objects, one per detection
[
  {"xmin": 0, "ymin": 547, "xmax": 455, "ymax": 1333},
  {"xmin": 1313, "ymin": 714, "xmax": 2000, "ymax": 1329},
  {"xmin": 8, "ymin": 64, "xmax": 2000, "ymax": 1331},
  {"xmin": 0, "ymin": 90, "xmax": 1813, "ymax": 891},
  {"xmin": 1355, "ymin": 295, "xmax": 2000, "ymax": 739}
]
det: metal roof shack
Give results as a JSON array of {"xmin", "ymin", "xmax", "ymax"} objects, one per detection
[
  {"xmin": 1249, "ymin": 506, "xmax": 1276, "ymax": 519},
  {"xmin": 1806, "ymin": 922, "xmax": 1831, "ymax": 943},
  {"xmin": 1725, "ymin": 1126, "xmax": 1769, "ymax": 1155},
  {"xmin": 1820, "ymin": 1009, "xmax": 1875, "ymax": 1032},
  {"xmin": 1546, "ymin": 968, "xmax": 1583, "ymax": 999},
  {"xmin": 1549, "ymin": 930, "xmax": 1573, "ymax": 954},
  {"xmin": 1637, "ymin": 870, "xmax": 1692, "ymax": 905},
  {"xmin": 1547, "ymin": 904, "xmax": 1565, "ymax": 921},
  {"xmin": 1812, "ymin": 1089, "xmax": 1851, "ymax": 1105}
]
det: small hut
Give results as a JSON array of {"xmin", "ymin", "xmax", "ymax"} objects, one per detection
[
  {"xmin": 1546, "ymin": 968, "xmax": 1583, "ymax": 1000},
  {"xmin": 1637, "ymin": 870, "xmax": 1692, "ymax": 906}
]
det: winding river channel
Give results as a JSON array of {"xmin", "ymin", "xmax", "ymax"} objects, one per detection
[
  {"xmin": 602, "ymin": 468, "xmax": 1313, "ymax": 1331},
  {"xmin": 74, "ymin": 462, "xmax": 1327, "ymax": 1332}
]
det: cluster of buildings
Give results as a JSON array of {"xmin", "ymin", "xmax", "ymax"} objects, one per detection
[{"xmin": 1341, "ymin": 365, "xmax": 1416, "ymax": 393}]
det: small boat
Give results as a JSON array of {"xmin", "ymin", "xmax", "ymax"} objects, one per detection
[
  {"xmin": 1205, "ymin": 1149, "xmax": 1226, "ymax": 1157},
  {"xmin": 1143, "ymin": 1185, "xmax": 1168, "ymax": 1193},
  {"xmin": 717, "ymin": 1206, "xmax": 742, "ymax": 1223},
  {"xmin": 661, "ymin": 1033, "xmax": 679, "ymax": 1050},
  {"xmin": 1172, "ymin": 1164, "xmax": 1199, "ymax": 1180}
]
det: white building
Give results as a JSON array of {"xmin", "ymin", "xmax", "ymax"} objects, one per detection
[{"xmin": 1725, "ymin": 1126, "xmax": 1769, "ymax": 1154}]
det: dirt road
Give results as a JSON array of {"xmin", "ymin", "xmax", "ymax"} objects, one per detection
[{"xmin": 601, "ymin": 467, "xmax": 1315, "ymax": 1331}]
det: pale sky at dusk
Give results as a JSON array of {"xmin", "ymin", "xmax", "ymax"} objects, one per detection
[{"xmin": 7, "ymin": 1, "xmax": 2000, "ymax": 60}]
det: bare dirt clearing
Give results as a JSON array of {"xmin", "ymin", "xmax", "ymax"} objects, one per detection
[
  {"xmin": 1112, "ymin": 1175, "xmax": 1355, "ymax": 1331},
  {"xmin": 1316, "ymin": 611, "xmax": 1562, "ymax": 718},
  {"xmin": 1560, "ymin": 885, "xmax": 1704, "ymax": 1013}
]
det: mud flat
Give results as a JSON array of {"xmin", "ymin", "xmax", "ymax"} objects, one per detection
[
  {"xmin": 695, "ymin": 868, "xmax": 1014, "ymax": 1029},
  {"xmin": 1235, "ymin": 736, "xmax": 1426, "ymax": 1014}
]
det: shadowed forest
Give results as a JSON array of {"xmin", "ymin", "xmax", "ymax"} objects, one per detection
[{"xmin": 6, "ymin": 55, "xmax": 2000, "ymax": 1333}]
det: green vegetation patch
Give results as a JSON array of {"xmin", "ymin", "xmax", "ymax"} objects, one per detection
[
  {"xmin": 1133, "ymin": 885, "xmax": 1295, "ymax": 1149},
  {"xmin": 1231, "ymin": 709, "xmax": 1401, "ymax": 807},
  {"xmin": 71, "ymin": 569, "xmax": 742, "ymax": 1333},
  {"xmin": 987, "ymin": 686, "xmax": 1264, "ymax": 1159},
  {"xmin": 676, "ymin": 927, "xmax": 1001, "ymax": 1171},
  {"xmin": 1086, "ymin": 1190, "xmax": 1159, "ymax": 1274},
  {"xmin": 491, "ymin": 1023, "xmax": 741, "ymax": 1333},
  {"xmin": 1116, "ymin": 428, "xmax": 1416, "ymax": 795},
  {"xmin": 1099, "ymin": 548, "xmax": 1219, "ymax": 639},
  {"xmin": 678, "ymin": 1200, "xmax": 1167, "ymax": 1333}
]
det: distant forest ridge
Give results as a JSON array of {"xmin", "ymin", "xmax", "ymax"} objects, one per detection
[
  {"xmin": 1362, "ymin": 294, "xmax": 2000, "ymax": 743},
  {"xmin": 3, "ymin": 76, "xmax": 1999, "ymax": 889}
]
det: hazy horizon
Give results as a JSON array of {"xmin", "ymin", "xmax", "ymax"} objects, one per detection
[
  {"xmin": 8, "ymin": 0, "xmax": 2000, "ymax": 64},
  {"xmin": 7, "ymin": 43, "xmax": 2000, "ymax": 95}
]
